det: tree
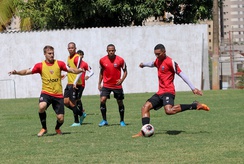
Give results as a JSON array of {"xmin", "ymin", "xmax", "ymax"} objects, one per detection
[
  {"xmin": 14, "ymin": 0, "xmax": 213, "ymax": 31},
  {"xmin": 163, "ymin": 0, "xmax": 213, "ymax": 24},
  {"xmin": 0, "ymin": 0, "xmax": 15, "ymax": 31}
]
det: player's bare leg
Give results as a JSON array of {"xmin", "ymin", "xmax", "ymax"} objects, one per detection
[{"xmin": 132, "ymin": 101, "xmax": 152, "ymax": 138}]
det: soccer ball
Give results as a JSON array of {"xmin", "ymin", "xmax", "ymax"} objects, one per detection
[{"xmin": 141, "ymin": 124, "xmax": 154, "ymax": 137}]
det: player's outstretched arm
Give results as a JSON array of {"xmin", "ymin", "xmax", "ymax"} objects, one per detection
[
  {"xmin": 8, "ymin": 69, "xmax": 32, "ymax": 76},
  {"xmin": 68, "ymin": 68, "xmax": 84, "ymax": 74},
  {"xmin": 139, "ymin": 62, "xmax": 154, "ymax": 68}
]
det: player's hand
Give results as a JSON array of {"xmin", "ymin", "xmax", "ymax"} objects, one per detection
[
  {"xmin": 85, "ymin": 76, "xmax": 89, "ymax": 80},
  {"xmin": 139, "ymin": 63, "xmax": 144, "ymax": 68},
  {"xmin": 73, "ymin": 84, "xmax": 78, "ymax": 90},
  {"xmin": 116, "ymin": 79, "xmax": 122, "ymax": 85},
  {"xmin": 8, "ymin": 70, "xmax": 17, "ymax": 75},
  {"xmin": 61, "ymin": 74, "xmax": 67, "ymax": 80},
  {"xmin": 192, "ymin": 88, "xmax": 203, "ymax": 96},
  {"xmin": 98, "ymin": 84, "xmax": 102, "ymax": 91}
]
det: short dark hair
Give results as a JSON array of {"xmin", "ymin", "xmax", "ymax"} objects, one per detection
[
  {"xmin": 107, "ymin": 44, "xmax": 115, "ymax": 49},
  {"xmin": 77, "ymin": 50, "xmax": 84, "ymax": 56},
  {"xmin": 43, "ymin": 45, "xmax": 54, "ymax": 53},
  {"xmin": 154, "ymin": 44, "xmax": 165, "ymax": 51},
  {"xmin": 68, "ymin": 42, "xmax": 76, "ymax": 48}
]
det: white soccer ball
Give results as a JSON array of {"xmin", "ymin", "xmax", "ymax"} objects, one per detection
[{"xmin": 141, "ymin": 124, "xmax": 154, "ymax": 137}]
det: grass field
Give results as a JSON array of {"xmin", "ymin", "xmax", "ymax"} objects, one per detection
[{"xmin": 0, "ymin": 89, "xmax": 243, "ymax": 163}]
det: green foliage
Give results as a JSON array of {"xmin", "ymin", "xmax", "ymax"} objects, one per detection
[
  {"xmin": 0, "ymin": 90, "xmax": 243, "ymax": 163},
  {"xmin": 236, "ymin": 68, "xmax": 244, "ymax": 89},
  {"xmin": 0, "ymin": 0, "xmax": 15, "ymax": 31},
  {"xmin": 164, "ymin": 0, "xmax": 213, "ymax": 24},
  {"xmin": 13, "ymin": 0, "xmax": 213, "ymax": 30}
]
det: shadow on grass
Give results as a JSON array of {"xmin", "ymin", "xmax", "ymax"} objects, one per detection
[
  {"xmin": 102, "ymin": 123, "xmax": 130, "ymax": 126},
  {"xmin": 156, "ymin": 130, "xmax": 210, "ymax": 135}
]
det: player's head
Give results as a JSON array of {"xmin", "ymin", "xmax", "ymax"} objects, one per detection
[
  {"xmin": 67, "ymin": 42, "xmax": 76, "ymax": 56},
  {"xmin": 154, "ymin": 44, "xmax": 165, "ymax": 51},
  {"xmin": 77, "ymin": 50, "xmax": 84, "ymax": 58},
  {"xmin": 107, "ymin": 44, "xmax": 116, "ymax": 58},
  {"xmin": 43, "ymin": 45, "xmax": 55, "ymax": 63},
  {"xmin": 154, "ymin": 44, "xmax": 166, "ymax": 60}
]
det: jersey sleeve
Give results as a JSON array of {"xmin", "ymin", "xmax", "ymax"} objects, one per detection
[
  {"xmin": 172, "ymin": 60, "xmax": 182, "ymax": 75},
  {"xmin": 31, "ymin": 63, "xmax": 42, "ymax": 74},
  {"xmin": 58, "ymin": 60, "xmax": 69, "ymax": 72},
  {"xmin": 74, "ymin": 56, "xmax": 81, "ymax": 67}
]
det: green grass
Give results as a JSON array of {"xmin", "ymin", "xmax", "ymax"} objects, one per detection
[{"xmin": 0, "ymin": 90, "xmax": 243, "ymax": 163}]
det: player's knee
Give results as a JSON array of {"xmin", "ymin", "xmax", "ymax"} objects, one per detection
[
  {"xmin": 64, "ymin": 98, "xmax": 69, "ymax": 106},
  {"xmin": 57, "ymin": 115, "xmax": 64, "ymax": 123},
  {"xmin": 141, "ymin": 103, "xmax": 151, "ymax": 112},
  {"xmin": 100, "ymin": 97, "xmax": 107, "ymax": 103},
  {"xmin": 164, "ymin": 108, "xmax": 174, "ymax": 115}
]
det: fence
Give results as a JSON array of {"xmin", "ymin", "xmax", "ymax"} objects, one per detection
[
  {"xmin": 0, "ymin": 79, "xmax": 16, "ymax": 99},
  {"xmin": 219, "ymin": 30, "xmax": 244, "ymax": 89}
]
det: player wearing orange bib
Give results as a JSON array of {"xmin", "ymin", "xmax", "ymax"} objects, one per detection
[
  {"xmin": 8, "ymin": 45, "xmax": 83, "ymax": 137},
  {"xmin": 64, "ymin": 42, "xmax": 86, "ymax": 127}
]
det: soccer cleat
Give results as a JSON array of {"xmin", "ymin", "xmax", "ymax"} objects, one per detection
[
  {"xmin": 120, "ymin": 121, "xmax": 126, "ymax": 127},
  {"xmin": 70, "ymin": 123, "xmax": 81, "ymax": 127},
  {"xmin": 55, "ymin": 129, "xmax": 63, "ymax": 135},
  {"xmin": 98, "ymin": 120, "xmax": 108, "ymax": 127},
  {"xmin": 80, "ymin": 112, "xmax": 87, "ymax": 125},
  {"xmin": 193, "ymin": 101, "xmax": 210, "ymax": 111},
  {"xmin": 37, "ymin": 128, "xmax": 47, "ymax": 137},
  {"xmin": 132, "ymin": 131, "xmax": 143, "ymax": 138}
]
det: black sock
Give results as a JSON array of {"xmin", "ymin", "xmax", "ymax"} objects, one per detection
[
  {"xmin": 77, "ymin": 100, "xmax": 83, "ymax": 111},
  {"xmin": 39, "ymin": 112, "xmax": 47, "ymax": 129},
  {"xmin": 55, "ymin": 120, "xmax": 63, "ymax": 130},
  {"xmin": 180, "ymin": 103, "xmax": 197, "ymax": 111},
  {"xmin": 119, "ymin": 105, "xmax": 125, "ymax": 122},
  {"xmin": 142, "ymin": 117, "xmax": 150, "ymax": 125},
  {"xmin": 71, "ymin": 105, "xmax": 83, "ymax": 116},
  {"xmin": 70, "ymin": 106, "xmax": 81, "ymax": 123},
  {"xmin": 100, "ymin": 103, "xmax": 107, "ymax": 121}
]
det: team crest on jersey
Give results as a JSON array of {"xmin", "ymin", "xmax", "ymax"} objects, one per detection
[
  {"xmin": 161, "ymin": 66, "xmax": 165, "ymax": 71},
  {"xmin": 49, "ymin": 70, "xmax": 54, "ymax": 74},
  {"xmin": 114, "ymin": 63, "xmax": 118, "ymax": 67}
]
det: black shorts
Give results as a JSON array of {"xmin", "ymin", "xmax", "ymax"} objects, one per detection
[
  {"xmin": 64, "ymin": 84, "xmax": 83, "ymax": 101},
  {"xmin": 147, "ymin": 93, "xmax": 175, "ymax": 110},
  {"xmin": 100, "ymin": 87, "xmax": 124, "ymax": 100},
  {"xmin": 39, "ymin": 93, "xmax": 64, "ymax": 114}
]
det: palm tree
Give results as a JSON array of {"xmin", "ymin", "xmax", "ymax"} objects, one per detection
[{"xmin": 0, "ymin": 0, "xmax": 15, "ymax": 32}]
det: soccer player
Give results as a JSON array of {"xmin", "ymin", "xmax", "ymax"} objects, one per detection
[
  {"xmin": 98, "ymin": 44, "xmax": 128, "ymax": 127},
  {"xmin": 73, "ymin": 50, "xmax": 94, "ymax": 113},
  {"xmin": 64, "ymin": 42, "xmax": 86, "ymax": 127},
  {"xmin": 8, "ymin": 45, "xmax": 84, "ymax": 137},
  {"xmin": 132, "ymin": 44, "xmax": 210, "ymax": 138}
]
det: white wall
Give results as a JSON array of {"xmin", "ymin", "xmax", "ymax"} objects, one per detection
[{"xmin": 0, "ymin": 24, "xmax": 209, "ymax": 99}]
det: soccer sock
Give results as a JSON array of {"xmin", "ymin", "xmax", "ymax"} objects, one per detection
[
  {"xmin": 77, "ymin": 100, "xmax": 83, "ymax": 111},
  {"xmin": 180, "ymin": 103, "xmax": 197, "ymax": 111},
  {"xmin": 55, "ymin": 120, "xmax": 63, "ymax": 130},
  {"xmin": 71, "ymin": 106, "xmax": 81, "ymax": 123},
  {"xmin": 142, "ymin": 117, "xmax": 150, "ymax": 125},
  {"xmin": 39, "ymin": 112, "xmax": 47, "ymax": 129},
  {"xmin": 119, "ymin": 105, "xmax": 125, "ymax": 122},
  {"xmin": 100, "ymin": 103, "xmax": 107, "ymax": 121}
]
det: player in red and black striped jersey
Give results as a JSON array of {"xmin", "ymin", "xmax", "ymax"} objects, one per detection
[
  {"xmin": 8, "ymin": 45, "xmax": 83, "ymax": 137},
  {"xmin": 132, "ymin": 44, "xmax": 210, "ymax": 138},
  {"xmin": 73, "ymin": 50, "xmax": 94, "ymax": 116},
  {"xmin": 98, "ymin": 44, "xmax": 128, "ymax": 127}
]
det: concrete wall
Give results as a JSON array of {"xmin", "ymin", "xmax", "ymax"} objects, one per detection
[{"xmin": 0, "ymin": 24, "xmax": 210, "ymax": 99}]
